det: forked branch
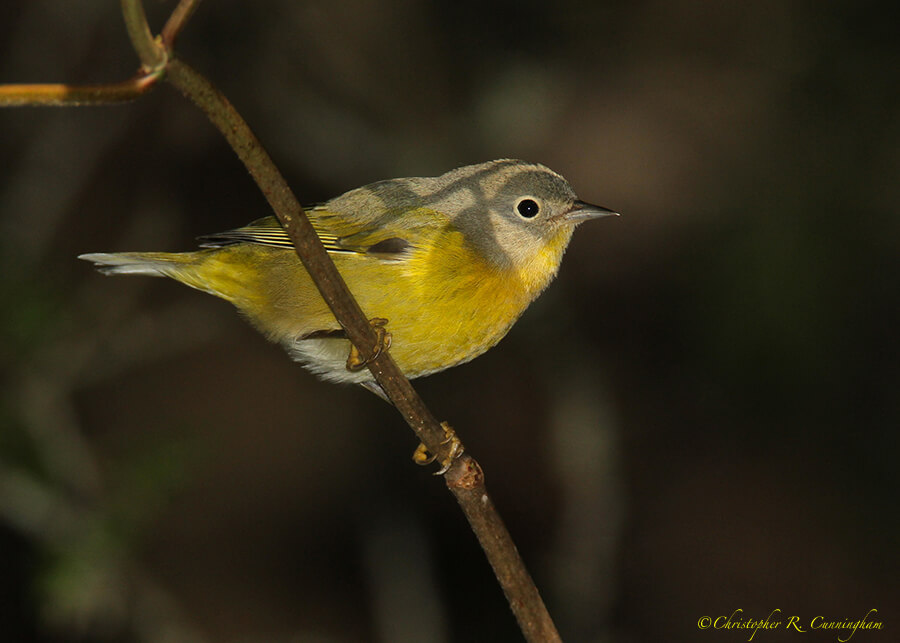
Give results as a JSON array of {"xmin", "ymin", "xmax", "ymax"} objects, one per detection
[{"xmin": 0, "ymin": 2, "xmax": 562, "ymax": 640}]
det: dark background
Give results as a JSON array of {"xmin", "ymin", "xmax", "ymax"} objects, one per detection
[{"xmin": 1, "ymin": 1, "xmax": 897, "ymax": 642}]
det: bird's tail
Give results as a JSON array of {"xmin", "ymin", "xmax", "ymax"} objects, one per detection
[
  {"xmin": 79, "ymin": 248, "xmax": 260, "ymax": 309},
  {"xmin": 78, "ymin": 251, "xmax": 198, "ymax": 277}
]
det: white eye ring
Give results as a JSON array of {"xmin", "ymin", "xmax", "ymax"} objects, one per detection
[{"xmin": 515, "ymin": 197, "xmax": 541, "ymax": 219}]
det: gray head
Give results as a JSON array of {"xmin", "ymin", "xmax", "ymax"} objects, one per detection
[{"xmin": 327, "ymin": 159, "xmax": 617, "ymax": 268}]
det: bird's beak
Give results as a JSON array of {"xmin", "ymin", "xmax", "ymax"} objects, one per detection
[{"xmin": 564, "ymin": 200, "xmax": 620, "ymax": 223}]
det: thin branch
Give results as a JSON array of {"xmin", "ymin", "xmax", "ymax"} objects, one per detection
[
  {"xmin": 161, "ymin": 0, "xmax": 204, "ymax": 49},
  {"xmin": 121, "ymin": 0, "xmax": 166, "ymax": 70},
  {"xmin": 447, "ymin": 458, "xmax": 562, "ymax": 642},
  {"xmin": 0, "ymin": 72, "xmax": 161, "ymax": 107},
  {"xmin": 140, "ymin": 4, "xmax": 562, "ymax": 640}
]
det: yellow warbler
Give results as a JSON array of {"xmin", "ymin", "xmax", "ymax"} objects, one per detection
[{"xmin": 80, "ymin": 159, "xmax": 616, "ymax": 395}]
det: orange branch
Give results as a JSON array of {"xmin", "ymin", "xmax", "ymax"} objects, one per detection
[{"xmin": 0, "ymin": 72, "xmax": 161, "ymax": 107}]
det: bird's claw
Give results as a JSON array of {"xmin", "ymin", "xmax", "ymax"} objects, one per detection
[
  {"xmin": 412, "ymin": 422, "xmax": 464, "ymax": 475},
  {"xmin": 346, "ymin": 317, "xmax": 392, "ymax": 372}
]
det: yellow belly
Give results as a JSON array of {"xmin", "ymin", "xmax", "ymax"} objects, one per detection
[{"xmin": 286, "ymin": 244, "xmax": 535, "ymax": 382}]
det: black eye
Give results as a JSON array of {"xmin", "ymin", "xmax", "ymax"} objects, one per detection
[{"xmin": 517, "ymin": 198, "xmax": 540, "ymax": 218}]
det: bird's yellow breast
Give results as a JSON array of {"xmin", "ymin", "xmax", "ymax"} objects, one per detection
[{"xmin": 359, "ymin": 224, "xmax": 573, "ymax": 377}]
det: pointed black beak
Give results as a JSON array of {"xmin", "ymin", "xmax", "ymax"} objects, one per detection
[{"xmin": 564, "ymin": 200, "xmax": 620, "ymax": 223}]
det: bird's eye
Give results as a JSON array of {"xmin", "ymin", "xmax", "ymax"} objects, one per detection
[{"xmin": 516, "ymin": 198, "xmax": 540, "ymax": 218}]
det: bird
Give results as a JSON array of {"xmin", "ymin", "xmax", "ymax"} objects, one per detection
[{"xmin": 80, "ymin": 159, "xmax": 617, "ymax": 398}]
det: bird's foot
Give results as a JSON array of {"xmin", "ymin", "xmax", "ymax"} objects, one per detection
[
  {"xmin": 346, "ymin": 317, "xmax": 392, "ymax": 372},
  {"xmin": 413, "ymin": 422, "xmax": 464, "ymax": 475}
]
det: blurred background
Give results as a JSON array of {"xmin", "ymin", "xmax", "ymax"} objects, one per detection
[{"xmin": 1, "ymin": 1, "xmax": 898, "ymax": 641}]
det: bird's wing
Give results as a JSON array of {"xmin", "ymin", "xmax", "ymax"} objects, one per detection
[{"xmin": 196, "ymin": 209, "xmax": 417, "ymax": 258}]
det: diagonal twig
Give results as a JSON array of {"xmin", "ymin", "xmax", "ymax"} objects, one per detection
[{"xmin": 161, "ymin": 0, "xmax": 204, "ymax": 48}]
